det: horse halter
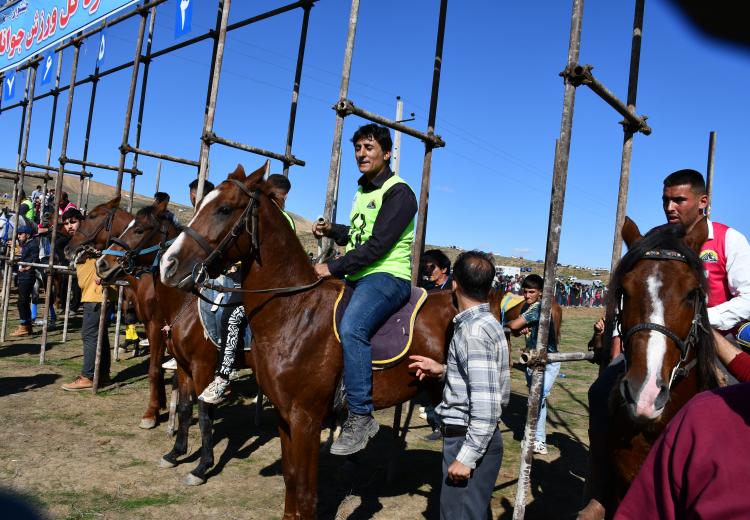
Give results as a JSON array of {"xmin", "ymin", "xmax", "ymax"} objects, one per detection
[
  {"xmin": 103, "ymin": 216, "xmax": 176, "ymax": 276},
  {"xmin": 618, "ymin": 248, "xmax": 708, "ymax": 389},
  {"xmin": 181, "ymin": 179, "xmax": 260, "ymax": 285}
]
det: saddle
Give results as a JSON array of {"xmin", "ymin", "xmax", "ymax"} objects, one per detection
[
  {"xmin": 197, "ymin": 274, "xmax": 251, "ymax": 350},
  {"xmin": 333, "ymin": 285, "xmax": 428, "ymax": 370}
]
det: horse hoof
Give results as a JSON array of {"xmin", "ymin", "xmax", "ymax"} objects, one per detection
[
  {"xmin": 139, "ymin": 417, "xmax": 157, "ymax": 429},
  {"xmin": 158, "ymin": 457, "xmax": 177, "ymax": 469},
  {"xmin": 184, "ymin": 473, "xmax": 205, "ymax": 486}
]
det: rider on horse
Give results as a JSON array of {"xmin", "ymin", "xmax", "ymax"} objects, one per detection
[
  {"xmin": 313, "ymin": 123, "xmax": 418, "ymax": 456},
  {"xmin": 580, "ymin": 168, "xmax": 750, "ymax": 519}
]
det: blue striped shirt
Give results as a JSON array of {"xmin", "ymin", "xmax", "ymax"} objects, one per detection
[{"xmin": 436, "ymin": 303, "xmax": 510, "ymax": 468}]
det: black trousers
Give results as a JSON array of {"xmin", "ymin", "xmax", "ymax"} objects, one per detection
[
  {"xmin": 81, "ymin": 302, "xmax": 110, "ymax": 379},
  {"xmin": 17, "ymin": 279, "xmax": 34, "ymax": 325}
]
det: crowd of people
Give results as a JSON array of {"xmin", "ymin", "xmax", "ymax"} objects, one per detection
[{"xmin": 555, "ymin": 280, "xmax": 606, "ymax": 307}]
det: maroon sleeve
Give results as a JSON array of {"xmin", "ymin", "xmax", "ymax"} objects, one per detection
[{"xmin": 727, "ymin": 352, "xmax": 750, "ymax": 383}]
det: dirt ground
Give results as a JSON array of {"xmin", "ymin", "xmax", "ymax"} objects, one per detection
[{"xmin": 0, "ymin": 305, "xmax": 601, "ymax": 519}]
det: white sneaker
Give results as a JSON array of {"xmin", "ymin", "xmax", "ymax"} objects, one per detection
[
  {"xmin": 228, "ymin": 369, "xmax": 241, "ymax": 381},
  {"xmin": 139, "ymin": 338, "xmax": 150, "ymax": 347},
  {"xmin": 161, "ymin": 358, "xmax": 177, "ymax": 370},
  {"xmin": 533, "ymin": 441, "xmax": 548, "ymax": 455},
  {"xmin": 198, "ymin": 376, "xmax": 230, "ymax": 404}
]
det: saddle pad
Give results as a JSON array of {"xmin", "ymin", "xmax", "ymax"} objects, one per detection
[
  {"xmin": 334, "ymin": 285, "xmax": 428, "ymax": 370},
  {"xmin": 500, "ymin": 293, "xmax": 524, "ymax": 323},
  {"xmin": 197, "ymin": 275, "xmax": 251, "ymax": 350}
]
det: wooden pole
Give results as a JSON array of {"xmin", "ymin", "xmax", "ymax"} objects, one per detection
[{"xmin": 705, "ymin": 130, "xmax": 716, "ymax": 219}]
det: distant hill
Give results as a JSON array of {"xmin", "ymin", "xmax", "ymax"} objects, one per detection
[{"xmin": 0, "ymin": 176, "xmax": 608, "ymax": 283}]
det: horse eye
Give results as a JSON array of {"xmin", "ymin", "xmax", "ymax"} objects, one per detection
[
  {"xmin": 217, "ymin": 206, "xmax": 232, "ymax": 215},
  {"xmin": 134, "ymin": 228, "xmax": 144, "ymax": 235}
]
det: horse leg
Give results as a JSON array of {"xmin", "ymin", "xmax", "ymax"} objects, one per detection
[
  {"xmin": 140, "ymin": 322, "xmax": 166, "ymax": 429},
  {"xmin": 185, "ymin": 400, "xmax": 215, "ymax": 486},
  {"xmin": 160, "ymin": 369, "xmax": 192, "ymax": 468},
  {"xmin": 279, "ymin": 412, "xmax": 324, "ymax": 519}
]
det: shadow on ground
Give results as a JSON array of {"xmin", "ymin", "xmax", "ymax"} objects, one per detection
[{"xmin": 0, "ymin": 373, "xmax": 61, "ymax": 397}]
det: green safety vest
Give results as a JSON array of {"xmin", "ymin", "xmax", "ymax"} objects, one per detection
[
  {"xmin": 21, "ymin": 199, "xmax": 35, "ymax": 220},
  {"xmin": 345, "ymin": 174, "xmax": 414, "ymax": 282},
  {"xmin": 280, "ymin": 209, "xmax": 296, "ymax": 232}
]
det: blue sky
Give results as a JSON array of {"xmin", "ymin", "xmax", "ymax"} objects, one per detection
[{"xmin": 1, "ymin": 0, "xmax": 748, "ymax": 269}]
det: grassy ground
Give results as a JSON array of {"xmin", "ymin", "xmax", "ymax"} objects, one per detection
[{"xmin": 0, "ymin": 300, "xmax": 601, "ymax": 519}]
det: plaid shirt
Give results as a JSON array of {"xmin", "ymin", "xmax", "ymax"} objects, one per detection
[{"xmin": 436, "ymin": 303, "xmax": 510, "ymax": 468}]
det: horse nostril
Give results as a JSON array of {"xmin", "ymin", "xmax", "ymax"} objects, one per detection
[
  {"xmin": 654, "ymin": 385, "xmax": 670, "ymax": 410},
  {"xmin": 162, "ymin": 256, "xmax": 177, "ymax": 278},
  {"xmin": 620, "ymin": 379, "xmax": 635, "ymax": 405}
]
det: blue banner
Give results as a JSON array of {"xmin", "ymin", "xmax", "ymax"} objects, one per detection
[{"xmin": 0, "ymin": 0, "xmax": 139, "ymax": 74}]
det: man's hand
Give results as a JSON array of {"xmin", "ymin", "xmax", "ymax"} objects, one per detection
[
  {"xmin": 408, "ymin": 355, "xmax": 445, "ymax": 380},
  {"xmin": 313, "ymin": 263, "xmax": 331, "ymax": 278},
  {"xmin": 312, "ymin": 219, "xmax": 332, "ymax": 239},
  {"xmin": 448, "ymin": 460, "xmax": 471, "ymax": 482},
  {"xmin": 593, "ymin": 317, "xmax": 605, "ymax": 335}
]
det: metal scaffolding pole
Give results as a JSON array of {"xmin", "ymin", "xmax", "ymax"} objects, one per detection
[
  {"xmin": 282, "ymin": 1, "xmax": 313, "ymax": 177},
  {"xmin": 513, "ymin": 0, "xmax": 584, "ymax": 516},
  {"xmin": 609, "ymin": 0, "xmax": 646, "ymax": 273},
  {"xmin": 411, "ymin": 0, "xmax": 448, "ymax": 286},
  {"xmin": 195, "ymin": 0, "xmax": 232, "ymax": 204},
  {"xmin": 39, "ymin": 43, "xmax": 81, "ymax": 362},
  {"xmin": 1, "ymin": 66, "xmax": 37, "ymax": 343},
  {"xmin": 705, "ymin": 130, "xmax": 716, "ymax": 218},
  {"xmin": 93, "ymin": 8, "xmax": 149, "ymax": 393},
  {"xmin": 320, "ymin": 0, "xmax": 359, "ymax": 257}
]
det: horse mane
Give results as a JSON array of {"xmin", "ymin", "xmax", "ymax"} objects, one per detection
[{"xmin": 607, "ymin": 223, "xmax": 720, "ymax": 390}]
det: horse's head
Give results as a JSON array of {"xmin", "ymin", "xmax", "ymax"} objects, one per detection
[
  {"xmin": 65, "ymin": 196, "xmax": 130, "ymax": 261},
  {"xmin": 96, "ymin": 200, "xmax": 180, "ymax": 282},
  {"xmin": 613, "ymin": 216, "xmax": 718, "ymax": 422},
  {"xmin": 160, "ymin": 163, "xmax": 269, "ymax": 290}
]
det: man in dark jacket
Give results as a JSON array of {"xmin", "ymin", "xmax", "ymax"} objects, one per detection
[{"xmin": 11, "ymin": 226, "xmax": 38, "ymax": 337}]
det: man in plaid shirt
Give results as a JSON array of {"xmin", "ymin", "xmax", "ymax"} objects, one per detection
[{"xmin": 410, "ymin": 250, "xmax": 510, "ymax": 519}]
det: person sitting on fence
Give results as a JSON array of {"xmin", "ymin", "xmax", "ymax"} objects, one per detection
[
  {"xmin": 409, "ymin": 251, "xmax": 510, "ymax": 520},
  {"xmin": 506, "ymin": 274, "xmax": 560, "ymax": 455},
  {"xmin": 10, "ymin": 226, "xmax": 39, "ymax": 337},
  {"xmin": 198, "ymin": 174, "xmax": 294, "ymax": 404}
]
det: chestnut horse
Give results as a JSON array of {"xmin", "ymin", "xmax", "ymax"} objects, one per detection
[
  {"xmin": 603, "ymin": 217, "xmax": 719, "ymax": 510},
  {"xmin": 96, "ymin": 200, "xmax": 256, "ymax": 485},
  {"xmin": 64, "ymin": 197, "xmax": 169, "ymax": 430},
  {"xmin": 160, "ymin": 164, "xmax": 455, "ymax": 518}
]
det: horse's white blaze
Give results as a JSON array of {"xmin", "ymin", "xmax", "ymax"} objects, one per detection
[
  {"xmin": 122, "ymin": 218, "xmax": 136, "ymax": 234},
  {"xmin": 188, "ymin": 189, "xmax": 220, "ymax": 227},
  {"xmin": 635, "ymin": 272, "xmax": 667, "ymax": 417}
]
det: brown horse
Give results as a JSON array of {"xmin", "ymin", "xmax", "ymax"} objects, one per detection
[
  {"xmin": 96, "ymin": 200, "xmax": 255, "ymax": 485},
  {"xmin": 64, "ymin": 197, "xmax": 171, "ymax": 430},
  {"xmin": 602, "ymin": 217, "xmax": 719, "ymax": 510},
  {"xmin": 160, "ymin": 164, "xmax": 455, "ymax": 518}
]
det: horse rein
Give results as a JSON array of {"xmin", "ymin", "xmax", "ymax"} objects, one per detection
[
  {"xmin": 102, "ymin": 217, "xmax": 176, "ymax": 276},
  {"xmin": 618, "ymin": 248, "xmax": 708, "ymax": 389}
]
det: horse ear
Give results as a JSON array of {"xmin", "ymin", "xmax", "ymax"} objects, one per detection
[
  {"xmin": 228, "ymin": 164, "xmax": 246, "ymax": 181},
  {"xmin": 154, "ymin": 199, "xmax": 169, "ymax": 217},
  {"xmin": 622, "ymin": 216, "xmax": 643, "ymax": 249},
  {"xmin": 245, "ymin": 161, "xmax": 269, "ymax": 187},
  {"xmin": 684, "ymin": 216, "xmax": 709, "ymax": 254},
  {"xmin": 106, "ymin": 195, "xmax": 121, "ymax": 208}
]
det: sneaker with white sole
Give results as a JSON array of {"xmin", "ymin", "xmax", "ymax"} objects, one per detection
[
  {"xmin": 161, "ymin": 358, "xmax": 177, "ymax": 370},
  {"xmin": 533, "ymin": 441, "xmax": 548, "ymax": 455},
  {"xmin": 198, "ymin": 376, "xmax": 230, "ymax": 404},
  {"xmin": 139, "ymin": 338, "xmax": 150, "ymax": 347}
]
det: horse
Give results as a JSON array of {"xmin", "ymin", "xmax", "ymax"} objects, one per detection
[
  {"xmin": 95, "ymin": 200, "xmax": 256, "ymax": 485},
  {"xmin": 159, "ymin": 164, "xmax": 455, "ymax": 518},
  {"xmin": 64, "ymin": 197, "xmax": 170, "ymax": 431},
  {"xmin": 602, "ymin": 217, "xmax": 719, "ymax": 511}
]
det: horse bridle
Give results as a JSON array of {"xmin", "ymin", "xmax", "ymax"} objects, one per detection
[
  {"xmin": 102, "ymin": 216, "xmax": 176, "ymax": 276},
  {"xmin": 617, "ymin": 248, "xmax": 709, "ymax": 388},
  {"xmin": 73, "ymin": 206, "xmax": 118, "ymax": 254},
  {"xmin": 180, "ymin": 179, "xmax": 323, "ymax": 298}
]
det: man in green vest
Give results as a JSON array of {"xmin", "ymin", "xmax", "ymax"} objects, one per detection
[
  {"xmin": 18, "ymin": 191, "xmax": 36, "ymax": 222},
  {"xmin": 313, "ymin": 123, "xmax": 417, "ymax": 456}
]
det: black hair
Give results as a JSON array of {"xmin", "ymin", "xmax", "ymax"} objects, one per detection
[
  {"xmin": 452, "ymin": 250, "xmax": 495, "ymax": 301},
  {"xmin": 423, "ymin": 249, "xmax": 451, "ymax": 271},
  {"xmin": 267, "ymin": 174, "xmax": 291, "ymax": 193},
  {"xmin": 60, "ymin": 191, "xmax": 69, "ymax": 200},
  {"xmin": 61, "ymin": 208, "xmax": 83, "ymax": 222},
  {"xmin": 663, "ymin": 169, "xmax": 706, "ymax": 195},
  {"xmin": 154, "ymin": 192, "xmax": 170, "ymax": 203},
  {"xmin": 522, "ymin": 274, "xmax": 544, "ymax": 290},
  {"xmin": 189, "ymin": 179, "xmax": 215, "ymax": 192},
  {"xmin": 350, "ymin": 124, "xmax": 393, "ymax": 154}
]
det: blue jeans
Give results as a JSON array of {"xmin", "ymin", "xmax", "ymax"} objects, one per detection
[
  {"xmin": 526, "ymin": 360, "xmax": 561, "ymax": 443},
  {"xmin": 340, "ymin": 272, "xmax": 411, "ymax": 415}
]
